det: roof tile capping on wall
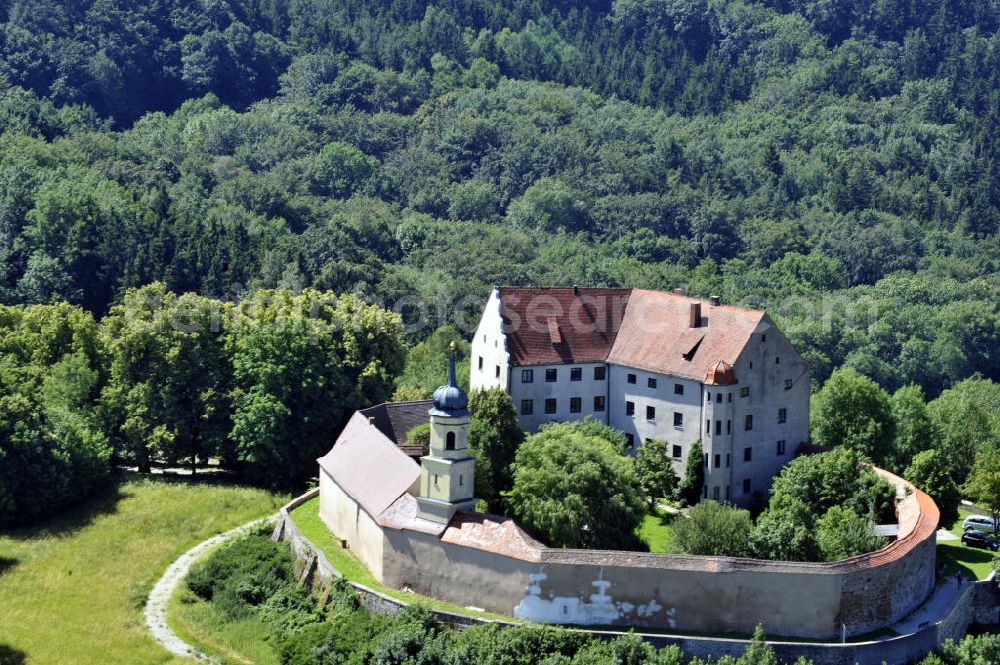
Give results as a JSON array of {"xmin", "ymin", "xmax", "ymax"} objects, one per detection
[
  {"xmin": 318, "ymin": 411, "xmax": 940, "ymax": 641},
  {"xmin": 377, "ymin": 469, "xmax": 939, "ymax": 640}
]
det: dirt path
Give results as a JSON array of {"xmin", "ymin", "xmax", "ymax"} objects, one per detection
[{"xmin": 144, "ymin": 516, "xmax": 275, "ymax": 663}]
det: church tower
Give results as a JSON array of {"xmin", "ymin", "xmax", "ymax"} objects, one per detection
[{"xmin": 417, "ymin": 343, "xmax": 478, "ymax": 524}]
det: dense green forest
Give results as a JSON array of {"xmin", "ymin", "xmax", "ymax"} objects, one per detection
[{"xmin": 0, "ymin": 0, "xmax": 998, "ymax": 399}]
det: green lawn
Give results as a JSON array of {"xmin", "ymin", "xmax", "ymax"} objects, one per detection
[
  {"xmin": 0, "ymin": 475, "xmax": 285, "ymax": 665},
  {"xmin": 936, "ymin": 508, "xmax": 999, "ymax": 581},
  {"xmin": 637, "ymin": 507, "xmax": 677, "ymax": 553},
  {"xmin": 289, "ymin": 497, "xmax": 515, "ymax": 622}
]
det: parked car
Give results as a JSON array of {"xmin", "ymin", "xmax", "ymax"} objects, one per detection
[
  {"xmin": 962, "ymin": 515, "xmax": 998, "ymax": 533},
  {"xmin": 961, "ymin": 529, "xmax": 1000, "ymax": 551}
]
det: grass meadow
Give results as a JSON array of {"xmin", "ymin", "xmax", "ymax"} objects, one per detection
[{"xmin": 0, "ymin": 475, "xmax": 284, "ymax": 665}]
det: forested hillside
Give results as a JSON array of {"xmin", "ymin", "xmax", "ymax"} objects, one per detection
[{"xmin": 0, "ymin": 0, "xmax": 999, "ymax": 398}]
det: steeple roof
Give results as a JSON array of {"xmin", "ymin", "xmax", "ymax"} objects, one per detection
[{"xmin": 431, "ymin": 343, "xmax": 469, "ymax": 416}]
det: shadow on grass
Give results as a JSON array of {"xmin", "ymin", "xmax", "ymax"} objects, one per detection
[
  {"xmin": 2, "ymin": 482, "xmax": 129, "ymax": 542},
  {"xmin": 0, "ymin": 644, "xmax": 26, "ymax": 665},
  {"xmin": 2, "ymin": 468, "xmax": 286, "ymax": 542},
  {"xmin": 938, "ymin": 542, "xmax": 997, "ymax": 579},
  {"xmin": 0, "ymin": 557, "xmax": 17, "ymax": 577}
]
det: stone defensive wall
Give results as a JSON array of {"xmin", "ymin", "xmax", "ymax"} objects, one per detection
[
  {"xmin": 276, "ymin": 479, "xmax": 1000, "ymax": 665},
  {"xmin": 315, "ymin": 467, "xmax": 939, "ymax": 641}
]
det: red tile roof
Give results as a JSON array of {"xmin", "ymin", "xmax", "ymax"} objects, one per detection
[
  {"xmin": 441, "ymin": 511, "xmax": 547, "ymax": 561},
  {"xmin": 608, "ymin": 289, "xmax": 765, "ymax": 382},
  {"xmin": 500, "ymin": 287, "xmax": 629, "ymax": 366},
  {"xmin": 704, "ymin": 360, "xmax": 737, "ymax": 386},
  {"xmin": 498, "ymin": 287, "xmax": 766, "ymax": 382}
]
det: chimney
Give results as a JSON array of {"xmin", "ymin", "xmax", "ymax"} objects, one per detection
[
  {"xmin": 689, "ymin": 302, "xmax": 702, "ymax": 328},
  {"xmin": 710, "ymin": 295, "xmax": 721, "ymax": 307},
  {"xmin": 673, "ymin": 287, "xmax": 686, "ymax": 296},
  {"xmin": 573, "ymin": 284, "xmax": 579, "ymax": 295}
]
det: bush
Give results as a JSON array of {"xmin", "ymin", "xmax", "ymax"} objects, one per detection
[
  {"xmin": 187, "ymin": 533, "xmax": 293, "ymax": 605},
  {"xmin": 815, "ymin": 505, "xmax": 886, "ymax": 561},
  {"xmin": 406, "ymin": 423, "xmax": 431, "ymax": 455},
  {"xmin": 673, "ymin": 501, "xmax": 752, "ymax": 557}
]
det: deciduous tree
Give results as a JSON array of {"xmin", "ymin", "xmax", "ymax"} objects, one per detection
[{"xmin": 508, "ymin": 421, "xmax": 645, "ymax": 549}]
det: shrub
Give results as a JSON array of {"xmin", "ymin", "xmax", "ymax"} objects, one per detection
[
  {"xmin": 187, "ymin": 533, "xmax": 292, "ymax": 603},
  {"xmin": 406, "ymin": 423, "xmax": 431, "ymax": 455},
  {"xmin": 673, "ymin": 501, "xmax": 752, "ymax": 557}
]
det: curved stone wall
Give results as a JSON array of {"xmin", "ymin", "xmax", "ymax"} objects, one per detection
[{"xmin": 321, "ymin": 466, "xmax": 939, "ymax": 640}]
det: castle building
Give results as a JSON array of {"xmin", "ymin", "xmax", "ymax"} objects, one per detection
[{"xmin": 470, "ymin": 287, "xmax": 810, "ymax": 505}]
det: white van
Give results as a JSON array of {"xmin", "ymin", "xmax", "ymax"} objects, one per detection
[{"xmin": 962, "ymin": 515, "xmax": 998, "ymax": 533}]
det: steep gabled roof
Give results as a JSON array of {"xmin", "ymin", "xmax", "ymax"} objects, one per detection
[
  {"xmin": 317, "ymin": 412, "xmax": 421, "ymax": 519},
  {"xmin": 498, "ymin": 287, "xmax": 629, "ymax": 366},
  {"xmin": 496, "ymin": 287, "xmax": 767, "ymax": 382},
  {"xmin": 608, "ymin": 289, "xmax": 765, "ymax": 382}
]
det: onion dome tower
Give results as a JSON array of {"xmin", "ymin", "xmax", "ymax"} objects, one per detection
[{"xmin": 416, "ymin": 343, "xmax": 478, "ymax": 523}]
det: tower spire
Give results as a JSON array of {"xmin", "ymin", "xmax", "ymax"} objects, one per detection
[
  {"xmin": 447, "ymin": 340, "xmax": 458, "ymax": 388},
  {"xmin": 417, "ymin": 339, "xmax": 477, "ymax": 524}
]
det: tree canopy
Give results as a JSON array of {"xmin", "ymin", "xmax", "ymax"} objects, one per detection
[{"xmin": 508, "ymin": 420, "xmax": 646, "ymax": 550}]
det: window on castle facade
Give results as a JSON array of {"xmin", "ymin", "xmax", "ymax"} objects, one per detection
[
  {"xmin": 571, "ymin": 367, "xmax": 582, "ymax": 381},
  {"xmin": 545, "ymin": 398, "xmax": 557, "ymax": 414},
  {"xmin": 522, "ymin": 369, "xmax": 533, "ymax": 383},
  {"xmin": 545, "ymin": 368, "xmax": 557, "ymax": 382},
  {"xmin": 570, "ymin": 397, "xmax": 582, "ymax": 413},
  {"xmin": 594, "ymin": 395, "xmax": 605, "ymax": 412},
  {"xmin": 521, "ymin": 399, "xmax": 533, "ymax": 415}
]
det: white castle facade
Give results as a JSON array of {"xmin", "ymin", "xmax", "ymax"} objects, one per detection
[{"xmin": 470, "ymin": 287, "xmax": 811, "ymax": 506}]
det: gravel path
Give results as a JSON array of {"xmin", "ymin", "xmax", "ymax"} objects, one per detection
[{"xmin": 144, "ymin": 516, "xmax": 276, "ymax": 663}]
